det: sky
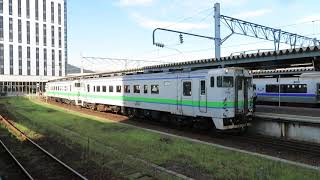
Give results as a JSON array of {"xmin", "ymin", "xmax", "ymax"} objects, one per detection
[{"xmin": 67, "ymin": 0, "xmax": 320, "ymax": 72}]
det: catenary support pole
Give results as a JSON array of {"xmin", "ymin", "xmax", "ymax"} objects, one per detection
[{"xmin": 214, "ymin": 3, "xmax": 221, "ymax": 61}]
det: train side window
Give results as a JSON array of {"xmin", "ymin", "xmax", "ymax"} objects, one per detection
[
  {"xmin": 151, "ymin": 85, "xmax": 159, "ymax": 94},
  {"xmin": 183, "ymin": 82, "xmax": 192, "ymax": 96},
  {"xmin": 97, "ymin": 86, "xmax": 101, "ymax": 92},
  {"xmin": 87, "ymin": 85, "xmax": 90, "ymax": 92},
  {"xmin": 200, "ymin": 80, "xmax": 206, "ymax": 95},
  {"xmin": 93, "ymin": 86, "xmax": 96, "ymax": 92},
  {"xmin": 109, "ymin": 86, "xmax": 114, "ymax": 93},
  {"xmin": 75, "ymin": 83, "xmax": 80, "ymax": 87},
  {"xmin": 124, "ymin": 85, "xmax": 130, "ymax": 93},
  {"xmin": 281, "ymin": 84, "xmax": 307, "ymax": 93},
  {"xmin": 134, "ymin": 85, "xmax": 140, "ymax": 93},
  {"xmin": 210, "ymin": 77, "xmax": 214, "ymax": 87},
  {"xmin": 102, "ymin": 86, "xmax": 106, "ymax": 92},
  {"xmin": 144, "ymin": 85, "xmax": 148, "ymax": 94},
  {"xmin": 266, "ymin": 85, "xmax": 279, "ymax": 93},
  {"xmin": 116, "ymin": 85, "xmax": 121, "ymax": 93}
]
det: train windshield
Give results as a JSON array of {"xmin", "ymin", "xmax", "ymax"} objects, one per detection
[
  {"xmin": 318, "ymin": 84, "xmax": 320, "ymax": 94},
  {"xmin": 217, "ymin": 76, "xmax": 234, "ymax": 87}
]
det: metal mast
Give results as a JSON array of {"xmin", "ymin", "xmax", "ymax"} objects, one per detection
[{"xmin": 214, "ymin": 3, "xmax": 221, "ymax": 59}]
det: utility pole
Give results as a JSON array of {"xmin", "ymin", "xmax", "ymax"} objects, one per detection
[{"xmin": 214, "ymin": 3, "xmax": 221, "ymax": 60}]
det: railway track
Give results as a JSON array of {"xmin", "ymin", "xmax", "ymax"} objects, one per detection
[
  {"xmin": 0, "ymin": 116, "xmax": 88, "ymax": 180},
  {"xmin": 0, "ymin": 137, "xmax": 33, "ymax": 179}
]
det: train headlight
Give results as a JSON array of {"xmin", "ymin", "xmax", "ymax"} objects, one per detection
[{"xmin": 225, "ymin": 69, "xmax": 229, "ymax": 73}]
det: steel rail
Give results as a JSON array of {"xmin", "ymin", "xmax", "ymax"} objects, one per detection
[
  {"xmin": 0, "ymin": 138, "xmax": 34, "ymax": 180},
  {"xmin": 1, "ymin": 117, "xmax": 88, "ymax": 180}
]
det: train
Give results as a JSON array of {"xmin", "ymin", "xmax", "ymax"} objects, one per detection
[
  {"xmin": 45, "ymin": 67, "xmax": 255, "ymax": 131},
  {"xmin": 253, "ymin": 72, "xmax": 320, "ymax": 105}
]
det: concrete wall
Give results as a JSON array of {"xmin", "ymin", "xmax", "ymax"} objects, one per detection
[{"xmin": 250, "ymin": 118, "xmax": 320, "ymax": 144}]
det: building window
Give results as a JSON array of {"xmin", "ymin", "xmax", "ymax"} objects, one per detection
[
  {"xmin": 26, "ymin": 0, "xmax": 30, "ymax": 18},
  {"xmin": 9, "ymin": 18, "xmax": 13, "ymax": 42},
  {"xmin": 0, "ymin": 16, "xmax": 2, "ymax": 41},
  {"xmin": 36, "ymin": 23, "xmax": 39, "ymax": 45},
  {"xmin": 58, "ymin": 3, "xmax": 61, "ymax": 25},
  {"xmin": 116, "ymin": 85, "xmax": 121, "ymax": 93},
  {"xmin": 133, "ymin": 85, "xmax": 140, "ymax": 93},
  {"xmin": 43, "ymin": 0, "xmax": 46, "ymax": 22},
  {"xmin": 51, "ymin": 2, "xmax": 54, "ymax": 23},
  {"xmin": 9, "ymin": 45, "xmax": 13, "ymax": 75},
  {"xmin": 35, "ymin": 0, "xmax": 39, "ymax": 20},
  {"xmin": 144, "ymin": 85, "xmax": 148, "ymax": 93},
  {"xmin": 0, "ymin": 44, "xmax": 3, "ymax": 75},
  {"xmin": 36, "ymin": 48, "xmax": 39, "ymax": 75},
  {"xmin": 27, "ymin": 47, "xmax": 30, "ymax": 75},
  {"xmin": 52, "ymin": 50, "xmax": 55, "ymax": 76},
  {"xmin": 18, "ymin": 0, "xmax": 21, "ymax": 17},
  {"xmin": 183, "ymin": 82, "xmax": 191, "ymax": 96},
  {"xmin": 0, "ymin": 0, "xmax": 2, "ymax": 14},
  {"xmin": 9, "ymin": 0, "xmax": 12, "ymax": 15},
  {"xmin": 18, "ymin": 46, "xmax": 22, "ymax": 75},
  {"xmin": 58, "ymin": 27, "xmax": 61, "ymax": 48},
  {"xmin": 18, "ymin": 20, "xmax": 22, "ymax": 43},
  {"xmin": 43, "ymin": 24, "xmax": 47, "ymax": 46},
  {"xmin": 151, "ymin": 85, "xmax": 159, "ymax": 94},
  {"xmin": 44, "ymin": 48, "xmax": 47, "ymax": 76},
  {"xmin": 51, "ymin": 26, "xmax": 55, "ymax": 47},
  {"xmin": 124, "ymin": 85, "xmax": 130, "ymax": 93},
  {"xmin": 27, "ymin": 21, "xmax": 30, "ymax": 44},
  {"xmin": 59, "ymin": 50, "xmax": 62, "ymax": 76}
]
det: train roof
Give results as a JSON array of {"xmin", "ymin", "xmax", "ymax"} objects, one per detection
[
  {"xmin": 48, "ymin": 67, "xmax": 248, "ymax": 83},
  {"xmin": 300, "ymin": 72, "xmax": 320, "ymax": 77}
]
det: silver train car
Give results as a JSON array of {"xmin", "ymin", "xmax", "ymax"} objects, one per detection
[
  {"xmin": 46, "ymin": 68, "xmax": 254, "ymax": 130},
  {"xmin": 254, "ymin": 72, "xmax": 320, "ymax": 105}
]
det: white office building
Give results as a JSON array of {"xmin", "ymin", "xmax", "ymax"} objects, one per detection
[{"xmin": 0, "ymin": 0, "xmax": 67, "ymax": 95}]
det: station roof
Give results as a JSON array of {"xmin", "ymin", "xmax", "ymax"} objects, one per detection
[
  {"xmin": 53, "ymin": 45, "xmax": 320, "ymax": 82},
  {"xmin": 142, "ymin": 45, "xmax": 320, "ymax": 71}
]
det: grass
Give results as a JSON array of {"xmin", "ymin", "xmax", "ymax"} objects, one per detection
[{"xmin": 0, "ymin": 97, "xmax": 320, "ymax": 179}]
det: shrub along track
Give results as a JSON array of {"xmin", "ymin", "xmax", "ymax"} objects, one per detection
[{"xmin": 45, "ymin": 98, "xmax": 320, "ymax": 167}]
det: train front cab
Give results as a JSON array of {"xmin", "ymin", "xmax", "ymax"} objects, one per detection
[{"xmin": 212, "ymin": 69, "xmax": 254, "ymax": 130}]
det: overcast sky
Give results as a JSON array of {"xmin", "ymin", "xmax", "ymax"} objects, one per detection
[{"xmin": 67, "ymin": 0, "xmax": 320, "ymax": 71}]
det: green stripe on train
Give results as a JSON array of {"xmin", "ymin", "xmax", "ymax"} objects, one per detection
[{"xmin": 46, "ymin": 91, "xmax": 250, "ymax": 108}]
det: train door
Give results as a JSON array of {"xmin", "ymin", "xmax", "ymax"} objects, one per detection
[
  {"xmin": 199, "ymin": 79, "xmax": 207, "ymax": 113},
  {"xmin": 74, "ymin": 81, "xmax": 82, "ymax": 105},
  {"xmin": 235, "ymin": 76, "xmax": 248, "ymax": 114},
  {"xmin": 180, "ymin": 80, "xmax": 193, "ymax": 116},
  {"xmin": 85, "ymin": 84, "xmax": 90, "ymax": 101}
]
